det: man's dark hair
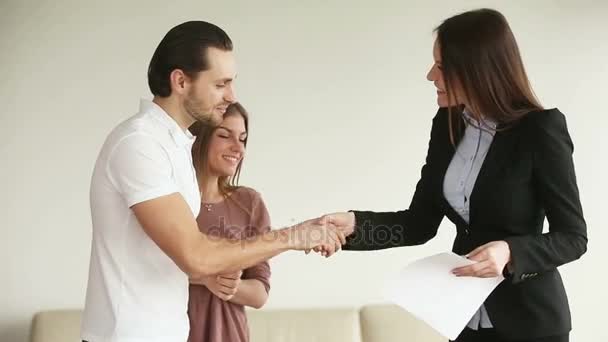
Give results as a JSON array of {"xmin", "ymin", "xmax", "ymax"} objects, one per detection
[{"xmin": 148, "ymin": 21, "xmax": 233, "ymax": 97}]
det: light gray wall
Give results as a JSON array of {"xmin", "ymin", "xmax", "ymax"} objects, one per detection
[{"xmin": 1, "ymin": 1, "xmax": 606, "ymax": 341}]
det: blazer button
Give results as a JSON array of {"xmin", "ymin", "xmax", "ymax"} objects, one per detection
[{"xmin": 464, "ymin": 228, "xmax": 470, "ymax": 235}]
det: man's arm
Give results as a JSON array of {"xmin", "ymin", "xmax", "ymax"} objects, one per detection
[
  {"xmin": 110, "ymin": 134, "xmax": 343, "ymax": 278},
  {"xmin": 132, "ymin": 193, "xmax": 343, "ymax": 279}
]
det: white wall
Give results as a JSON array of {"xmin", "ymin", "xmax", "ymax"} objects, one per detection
[{"xmin": 1, "ymin": 0, "xmax": 606, "ymax": 341}]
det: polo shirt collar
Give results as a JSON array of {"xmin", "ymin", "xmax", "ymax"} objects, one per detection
[{"xmin": 140, "ymin": 99, "xmax": 195, "ymax": 148}]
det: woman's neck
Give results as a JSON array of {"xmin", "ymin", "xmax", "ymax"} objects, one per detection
[{"xmin": 199, "ymin": 174, "xmax": 223, "ymax": 203}]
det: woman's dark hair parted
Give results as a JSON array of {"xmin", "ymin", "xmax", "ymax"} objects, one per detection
[
  {"xmin": 434, "ymin": 8, "xmax": 543, "ymax": 143},
  {"xmin": 147, "ymin": 21, "xmax": 233, "ymax": 97}
]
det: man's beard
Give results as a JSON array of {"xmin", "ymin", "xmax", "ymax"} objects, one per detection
[{"xmin": 184, "ymin": 93, "xmax": 221, "ymax": 126}]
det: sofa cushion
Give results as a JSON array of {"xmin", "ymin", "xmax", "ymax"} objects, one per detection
[
  {"xmin": 247, "ymin": 307, "xmax": 361, "ymax": 342},
  {"xmin": 30, "ymin": 309, "xmax": 82, "ymax": 342},
  {"xmin": 359, "ymin": 304, "xmax": 446, "ymax": 342}
]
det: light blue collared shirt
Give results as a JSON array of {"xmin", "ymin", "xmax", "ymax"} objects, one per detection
[{"xmin": 443, "ymin": 110, "xmax": 497, "ymax": 330}]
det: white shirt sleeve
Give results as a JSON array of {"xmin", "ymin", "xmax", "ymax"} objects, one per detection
[{"xmin": 107, "ymin": 133, "xmax": 179, "ymax": 207}]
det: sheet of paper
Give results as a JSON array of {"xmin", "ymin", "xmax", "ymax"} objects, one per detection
[{"xmin": 383, "ymin": 252, "xmax": 504, "ymax": 340}]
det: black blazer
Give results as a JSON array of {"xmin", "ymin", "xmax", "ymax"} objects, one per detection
[{"xmin": 344, "ymin": 107, "xmax": 587, "ymax": 340}]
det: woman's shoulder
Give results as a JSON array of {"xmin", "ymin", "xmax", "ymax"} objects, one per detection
[
  {"xmin": 517, "ymin": 108, "xmax": 569, "ymax": 136},
  {"xmin": 514, "ymin": 108, "xmax": 576, "ymax": 155},
  {"xmin": 231, "ymin": 187, "xmax": 270, "ymax": 228},
  {"xmin": 231, "ymin": 186, "xmax": 264, "ymax": 204},
  {"xmin": 520, "ymin": 108, "xmax": 566, "ymax": 126}
]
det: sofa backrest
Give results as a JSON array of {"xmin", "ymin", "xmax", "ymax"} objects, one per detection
[{"xmin": 29, "ymin": 305, "xmax": 447, "ymax": 342}]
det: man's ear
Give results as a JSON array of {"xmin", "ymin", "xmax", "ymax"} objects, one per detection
[{"xmin": 169, "ymin": 69, "xmax": 188, "ymax": 95}]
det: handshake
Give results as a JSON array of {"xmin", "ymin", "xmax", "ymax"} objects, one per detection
[
  {"xmin": 282, "ymin": 212, "xmax": 357, "ymax": 257},
  {"xmin": 190, "ymin": 212, "xmax": 357, "ymax": 302}
]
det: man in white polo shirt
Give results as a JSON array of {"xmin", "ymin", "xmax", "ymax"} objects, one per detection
[{"xmin": 81, "ymin": 21, "xmax": 344, "ymax": 342}]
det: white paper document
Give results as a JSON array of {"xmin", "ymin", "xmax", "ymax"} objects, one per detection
[{"xmin": 384, "ymin": 252, "xmax": 505, "ymax": 340}]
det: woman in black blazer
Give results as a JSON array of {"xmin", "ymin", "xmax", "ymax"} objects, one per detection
[{"xmin": 322, "ymin": 8, "xmax": 587, "ymax": 342}]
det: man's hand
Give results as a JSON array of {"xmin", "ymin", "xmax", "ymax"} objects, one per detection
[
  {"xmin": 452, "ymin": 241, "xmax": 511, "ymax": 278},
  {"xmin": 304, "ymin": 212, "xmax": 356, "ymax": 256},
  {"xmin": 285, "ymin": 216, "xmax": 346, "ymax": 257},
  {"xmin": 191, "ymin": 271, "xmax": 243, "ymax": 301},
  {"xmin": 324, "ymin": 212, "xmax": 356, "ymax": 236}
]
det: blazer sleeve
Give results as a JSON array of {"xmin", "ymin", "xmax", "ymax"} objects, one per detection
[
  {"xmin": 343, "ymin": 109, "xmax": 446, "ymax": 251},
  {"xmin": 504, "ymin": 109, "xmax": 587, "ymax": 283}
]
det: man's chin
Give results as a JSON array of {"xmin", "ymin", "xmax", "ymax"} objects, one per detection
[
  {"xmin": 210, "ymin": 112, "xmax": 224, "ymax": 125},
  {"xmin": 193, "ymin": 112, "xmax": 221, "ymax": 126}
]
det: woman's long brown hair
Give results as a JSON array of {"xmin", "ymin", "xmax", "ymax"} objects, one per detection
[
  {"xmin": 435, "ymin": 8, "xmax": 543, "ymax": 144},
  {"xmin": 189, "ymin": 102, "xmax": 251, "ymax": 215}
]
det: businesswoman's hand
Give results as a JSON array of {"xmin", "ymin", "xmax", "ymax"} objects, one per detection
[{"xmin": 452, "ymin": 241, "xmax": 511, "ymax": 278}]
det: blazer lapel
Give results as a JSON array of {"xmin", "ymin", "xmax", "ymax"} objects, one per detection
[
  {"xmin": 468, "ymin": 127, "xmax": 519, "ymax": 224},
  {"xmin": 435, "ymin": 127, "xmax": 470, "ymax": 228}
]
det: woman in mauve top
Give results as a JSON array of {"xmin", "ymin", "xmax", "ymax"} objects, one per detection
[{"xmin": 187, "ymin": 102, "xmax": 271, "ymax": 342}]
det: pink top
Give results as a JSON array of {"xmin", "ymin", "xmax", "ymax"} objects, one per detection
[{"xmin": 188, "ymin": 187, "xmax": 271, "ymax": 342}]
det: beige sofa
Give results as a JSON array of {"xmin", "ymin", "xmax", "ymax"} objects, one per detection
[{"xmin": 30, "ymin": 304, "xmax": 447, "ymax": 342}]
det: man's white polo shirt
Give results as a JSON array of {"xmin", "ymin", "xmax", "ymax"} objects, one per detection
[{"xmin": 81, "ymin": 99, "xmax": 201, "ymax": 342}]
